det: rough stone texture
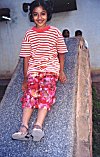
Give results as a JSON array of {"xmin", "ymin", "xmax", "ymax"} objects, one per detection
[
  {"xmin": 74, "ymin": 38, "xmax": 92, "ymax": 157},
  {"xmin": 0, "ymin": 37, "xmax": 92, "ymax": 157}
]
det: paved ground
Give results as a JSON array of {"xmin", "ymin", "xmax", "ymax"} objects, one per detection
[
  {"xmin": 0, "ymin": 79, "xmax": 10, "ymax": 101},
  {"xmin": 0, "ymin": 38, "xmax": 79, "ymax": 157}
]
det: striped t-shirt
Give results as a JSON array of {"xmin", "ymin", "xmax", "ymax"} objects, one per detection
[{"xmin": 20, "ymin": 25, "xmax": 68, "ymax": 76}]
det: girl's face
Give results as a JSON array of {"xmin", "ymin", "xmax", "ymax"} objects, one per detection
[{"xmin": 32, "ymin": 6, "xmax": 47, "ymax": 28}]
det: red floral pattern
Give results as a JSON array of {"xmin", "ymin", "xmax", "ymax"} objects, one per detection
[{"xmin": 21, "ymin": 73, "xmax": 58, "ymax": 110}]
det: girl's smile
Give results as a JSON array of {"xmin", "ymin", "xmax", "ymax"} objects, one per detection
[{"xmin": 32, "ymin": 6, "xmax": 47, "ymax": 28}]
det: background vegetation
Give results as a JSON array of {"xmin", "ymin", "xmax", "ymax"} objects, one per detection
[{"xmin": 92, "ymin": 86, "xmax": 100, "ymax": 157}]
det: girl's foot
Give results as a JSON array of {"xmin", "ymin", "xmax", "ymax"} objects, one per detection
[
  {"xmin": 31, "ymin": 125, "xmax": 44, "ymax": 141},
  {"xmin": 12, "ymin": 125, "xmax": 30, "ymax": 141}
]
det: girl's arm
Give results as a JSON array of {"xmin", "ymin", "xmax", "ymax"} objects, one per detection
[
  {"xmin": 22, "ymin": 56, "xmax": 30, "ymax": 91},
  {"xmin": 58, "ymin": 53, "xmax": 67, "ymax": 83}
]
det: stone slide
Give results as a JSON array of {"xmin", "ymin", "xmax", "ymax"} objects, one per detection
[{"xmin": 0, "ymin": 38, "xmax": 81, "ymax": 157}]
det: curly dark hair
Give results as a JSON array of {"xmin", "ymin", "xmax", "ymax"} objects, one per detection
[
  {"xmin": 29, "ymin": 0, "xmax": 53, "ymax": 22},
  {"xmin": 62, "ymin": 29, "xmax": 70, "ymax": 38},
  {"xmin": 75, "ymin": 30, "xmax": 82, "ymax": 36}
]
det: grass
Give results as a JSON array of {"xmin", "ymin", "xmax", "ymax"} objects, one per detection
[{"xmin": 92, "ymin": 86, "xmax": 100, "ymax": 157}]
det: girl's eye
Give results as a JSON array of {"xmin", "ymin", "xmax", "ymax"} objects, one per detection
[
  {"xmin": 41, "ymin": 12, "xmax": 46, "ymax": 16},
  {"xmin": 33, "ymin": 13, "xmax": 38, "ymax": 17},
  {"xmin": 33, "ymin": 11, "xmax": 47, "ymax": 17}
]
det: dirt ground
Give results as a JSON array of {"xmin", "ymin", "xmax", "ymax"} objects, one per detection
[
  {"xmin": 92, "ymin": 76, "xmax": 100, "ymax": 156},
  {"xmin": 92, "ymin": 82, "xmax": 100, "ymax": 100},
  {"xmin": 91, "ymin": 70, "xmax": 100, "ymax": 100}
]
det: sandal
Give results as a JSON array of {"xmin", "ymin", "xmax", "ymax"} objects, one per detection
[
  {"xmin": 12, "ymin": 125, "xmax": 30, "ymax": 141},
  {"xmin": 31, "ymin": 125, "xmax": 44, "ymax": 141}
]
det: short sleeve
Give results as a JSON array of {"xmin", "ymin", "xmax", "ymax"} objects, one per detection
[
  {"xmin": 19, "ymin": 33, "xmax": 31, "ymax": 57},
  {"xmin": 56, "ymin": 29, "xmax": 68, "ymax": 54},
  {"xmin": 85, "ymin": 40, "xmax": 88, "ymax": 48}
]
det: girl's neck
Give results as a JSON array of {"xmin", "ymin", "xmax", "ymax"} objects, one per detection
[
  {"xmin": 35, "ymin": 23, "xmax": 47, "ymax": 29},
  {"xmin": 33, "ymin": 25, "xmax": 50, "ymax": 33}
]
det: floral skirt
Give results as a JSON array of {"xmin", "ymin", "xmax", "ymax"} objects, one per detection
[{"xmin": 21, "ymin": 73, "xmax": 58, "ymax": 110}]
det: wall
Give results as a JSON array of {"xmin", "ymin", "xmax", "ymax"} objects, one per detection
[{"xmin": 0, "ymin": 0, "xmax": 100, "ymax": 78}]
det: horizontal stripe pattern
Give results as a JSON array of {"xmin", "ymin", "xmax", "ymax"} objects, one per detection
[{"xmin": 20, "ymin": 26, "xmax": 68, "ymax": 76}]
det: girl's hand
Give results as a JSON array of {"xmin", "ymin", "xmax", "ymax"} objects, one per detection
[
  {"xmin": 22, "ymin": 78, "xmax": 28, "ymax": 92},
  {"xmin": 59, "ymin": 71, "xmax": 67, "ymax": 83}
]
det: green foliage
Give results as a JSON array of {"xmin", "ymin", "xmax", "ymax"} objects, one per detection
[{"xmin": 92, "ymin": 86, "xmax": 100, "ymax": 157}]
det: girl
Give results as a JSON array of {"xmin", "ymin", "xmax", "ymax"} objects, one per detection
[{"xmin": 12, "ymin": 0, "xmax": 68, "ymax": 141}]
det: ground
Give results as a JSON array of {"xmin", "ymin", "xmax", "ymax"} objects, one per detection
[
  {"xmin": 92, "ymin": 82, "xmax": 100, "ymax": 157},
  {"xmin": 93, "ymin": 82, "xmax": 100, "ymax": 99}
]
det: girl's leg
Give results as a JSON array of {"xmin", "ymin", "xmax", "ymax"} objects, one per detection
[
  {"xmin": 35, "ymin": 108, "xmax": 48, "ymax": 128},
  {"xmin": 32, "ymin": 108, "xmax": 47, "ymax": 141},
  {"xmin": 31, "ymin": 75, "xmax": 57, "ymax": 141},
  {"xmin": 33, "ymin": 75, "xmax": 57, "ymax": 128},
  {"xmin": 12, "ymin": 107, "xmax": 34, "ymax": 140},
  {"xmin": 21, "ymin": 107, "xmax": 34, "ymax": 130}
]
